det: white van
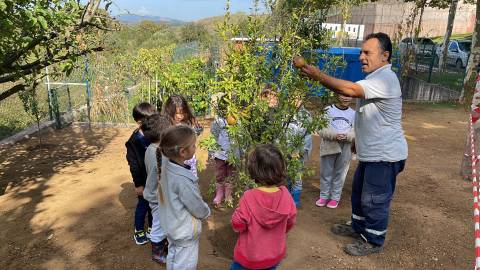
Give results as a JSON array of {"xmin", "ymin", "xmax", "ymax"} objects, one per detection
[{"xmin": 436, "ymin": 40, "xmax": 471, "ymax": 69}]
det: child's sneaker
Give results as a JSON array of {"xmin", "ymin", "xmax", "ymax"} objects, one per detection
[
  {"xmin": 327, "ymin": 200, "xmax": 339, "ymax": 209},
  {"xmin": 315, "ymin": 198, "xmax": 328, "ymax": 207},
  {"xmin": 133, "ymin": 229, "xmax": 148, "ymax": 245},
  {"xmin": 146, "ymin": 227, "xmax": 152, "ymax": 239},
  {"xmin": 151, "ymin": 239, "xmax": 168, "ymax": 264}
]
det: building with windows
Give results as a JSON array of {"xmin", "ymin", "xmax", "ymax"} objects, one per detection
[
  {"xmin": 322, "ymin": 23, "xmax": 366, "ymax": 41},
  {"xmin": 325, "ymin": 0, "xmax": 475, "ymax": 40}
]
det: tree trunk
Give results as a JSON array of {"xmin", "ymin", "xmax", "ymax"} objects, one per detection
[
  {"xmin": 439, "ymin": 0, "xmax": 459, "ymax": 72},
  {"xmin": 339, "ymin": 3, "xmax": 351, "ymax": 47},
  {"xmin": 81, "ymin": 0, "xmax": 102, "ymax": 24},
  {"xmin": 460, "ymin": 0, "xmax": 480, "ymax": 179},
  {"xmin": 460, "ymin": 0, "xmax": 480, "ymax": 103},
  {"xmin": 415, "ymin": 0, "xmax": 427, "ymax": 37}
]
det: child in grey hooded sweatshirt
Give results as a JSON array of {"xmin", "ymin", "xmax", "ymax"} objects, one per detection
[
  {"xmin": 142, "ymin": 114, "xmax": 172, "ymax": 263},
  {"xmin": 158, "ymin": 125, "xmax": 210, "ymax": 270}
]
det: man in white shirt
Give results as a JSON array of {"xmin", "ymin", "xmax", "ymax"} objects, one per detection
[{"xmin": 298, "ymin": 32, "xmax": 407, "ymax": 256}]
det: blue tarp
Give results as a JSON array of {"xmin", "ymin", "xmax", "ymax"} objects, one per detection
[
  {"xmin": 310, "ymin": 47, "xmax": 366, "ymax": 96},
  {"xmin": 316, "ymin": 47, "xmax": 366, "ymax": 82},
  {"xmin": 264, "ymin": 45, "xmax": 400, "ymax": 97}
]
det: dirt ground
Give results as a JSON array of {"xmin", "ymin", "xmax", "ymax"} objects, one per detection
[{"xmin": 0, "ymin": 103, "xmax": 473, "ymax": 270}]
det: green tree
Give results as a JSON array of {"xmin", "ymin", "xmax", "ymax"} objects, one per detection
[
  {"xmin": 336, "ymin": 0, "xmax": 370, "ymax": 46},
  {"xmin": 180, "ymin": 23, "xmax": 210, "ymax": 44},
  {"xmin": 0, "ymin": 0, "xmax": 114, "ymax": 101},
  {"xmin": 205, "ymin": 0, "xmax": 336, "ymax": 203}
]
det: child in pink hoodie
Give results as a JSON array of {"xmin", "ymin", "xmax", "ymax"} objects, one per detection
[{"xmin": 230, "ymin": 144, "xmax": 297, "ymax": 270}]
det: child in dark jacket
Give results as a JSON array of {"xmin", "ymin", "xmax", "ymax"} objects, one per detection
[
  {"xmin": 231, "ymin": 144, "xmax": 297, "ymax": 270},
  {"xmin": 125, "ymin": 102, "xmax": 156, "ymax": 245}
]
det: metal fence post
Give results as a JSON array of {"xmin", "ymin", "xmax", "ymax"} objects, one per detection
[
  {"xmin": 148, "ymin": 78, "xmax": 151, "ymax": 103},
  {"xmin": 45, "ymin": 67, "xmax": 54, "ymax": 120},
  {"xmin": 51, "ymin": 87, "xmax": 61, "ymax": 129},
  {"xmin": 84, "ymin": 60, "xmax": 92, "ymax": 127},
  {"xmin": 66, "ymin": 85, "xmax": 73, "ymax": 113},
  {"xmin": 155, "ymin": 73, "xmax": 159, "ymax": 110},
  {"xmin": 428, "ymin": 46, "xmax": 435, "ymax": 83}
]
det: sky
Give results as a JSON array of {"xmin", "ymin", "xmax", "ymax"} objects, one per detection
[{"xmin": 106, "ymin": 0, "xmax": 267, "ymax": 22}]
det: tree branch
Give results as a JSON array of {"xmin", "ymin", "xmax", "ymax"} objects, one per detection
[
  {"xmin": 2, "ymin": 0, "xmax": 109, "ymax": 72},
  {"xmin": 0, "ymin": 83, "xmax": 26, "ymax": 101},
  {"xmin": 1, "ymin": 33, "xmax": 55, "ymax": 70},
  {"xmin": 82, "ymin": 21, "xmax": 119, "ymax": 31},
  {"xmin": 81, "ymin": 0, "xmax": 102, "ymax": 25},
  {"xmin": 0, "ymin": 73, "xmax": 48, "ymax": 102},
  {"xmin": 0, "ymin": 46, "xmax": 104, "ymax": 84}
]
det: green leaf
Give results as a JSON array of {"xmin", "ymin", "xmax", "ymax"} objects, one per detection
[
  {"xmin": 0, "ymin": 1, "xmax": 6, "ymax": 11},
  {"xmin": 37, "ymin": 15, "xmax": 48, "ymax": 30}
]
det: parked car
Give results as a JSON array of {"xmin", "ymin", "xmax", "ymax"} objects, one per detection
[
  {"xmin": 399, "ymin": 37, "xmax": 436, "ymax": 56},
  {"xmin": 435, "ymin": 40, "xmax": 471, "ymax": 70}
]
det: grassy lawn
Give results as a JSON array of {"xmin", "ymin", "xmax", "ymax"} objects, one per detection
[
  {"xmin": 405, "ymin": 101, "xmax": 462, "ymax": 109},
  {"xmin": 410, "ymin": 71, "xmax": 464, "ymax": 91},
  {"xmin": 431, "ymin": 33, "xmax": 472, "ymax": 43}
]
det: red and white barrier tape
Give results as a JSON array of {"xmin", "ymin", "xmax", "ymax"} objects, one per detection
[
  {"xmin": 470, "ymin": 115, "xmax": 480, "ymax": 270},
  {"xmin": 471, "ymin": 74, "xmax": 480, "ymax": 270}
]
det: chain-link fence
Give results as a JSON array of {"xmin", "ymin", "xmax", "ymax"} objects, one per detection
[
  {"xmin": 402, "ymin": 44, "xmax": 467, "ymax": 92},
  {"xmin": 0, "ymin": 83, "xmax": 49, "ymax": 140},
  {"xmin": 0, "ymin": 65, "xmax": 92, "ymax": 140}
]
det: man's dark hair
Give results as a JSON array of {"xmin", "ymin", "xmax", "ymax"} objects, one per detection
[
  {"xmin": 365, "ymin": 32, "xmax": 392, "ymax": 62},
  {"xmin": 141, "ymin": 114, "xmax": 171, "ymax": 143},
  {"xmin": 247, "ymin": 144, "xmax": 287, "ymax": 186},
  {"xmin": 132, "ymin": 102, "xmax": 156, "ymax": 122}
]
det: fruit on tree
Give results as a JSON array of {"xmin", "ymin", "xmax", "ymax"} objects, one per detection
[
  {"xmin": 227, "ymin": 115, "xmax": 237, "ymax": 125},
  {"xmin": 234, "ymin": 42, "xmax": 245, "ymax": 52},
  {"xmin": 293, "ymin": 56, "xmax": 306, "ymax": 68}
]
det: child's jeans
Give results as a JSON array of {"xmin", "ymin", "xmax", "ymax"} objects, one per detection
[
  {"xmin": 148, "ymin": 202, "xmax": 166, "ymax": 243},
  {"xmin": 166, "ymin": 238, "xmax": 199, "ymax": 270},
  {"xmin": 135, "ymin": 195, "xmax": 152, "ymax": 231},
  {"xmin": 230, "ymin": 261, "xmax": 278, "ymax": 270}
]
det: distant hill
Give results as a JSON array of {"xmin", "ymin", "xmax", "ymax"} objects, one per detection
[
  {"xmin": 116, "ymin": 14, "xmax": 184, "ymax": 25},
  {"xmin": 196, "ymin": 12, "xmax": 250, "ymax": 34}
]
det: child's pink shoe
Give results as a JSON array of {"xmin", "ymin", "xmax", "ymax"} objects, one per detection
[
  {"xmin": 327, "ymin": 200, "xmax": 339, "ymax": 209},
  {"xmin": 213, "ymin": 183, "xmax": 224, "ymax": 206},
  {"xmin": 224, "ymin": 183, "xmax": 233, "ymax": 205},
  {"xmin": 315, "ymin": 198, "xmax": 328, "ymax": 207}
]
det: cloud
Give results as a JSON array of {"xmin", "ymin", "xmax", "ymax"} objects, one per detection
[{"xmin": 136, "ymin": 6, "xmax": 149, "ymax": 16}]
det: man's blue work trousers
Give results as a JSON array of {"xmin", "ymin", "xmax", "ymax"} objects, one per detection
[{"xmin": 351, "ymin": 160, "xmax": 406, "ymax": 246}]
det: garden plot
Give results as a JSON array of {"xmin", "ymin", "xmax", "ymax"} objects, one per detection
[{"xmin": 0, "ymin": 103, "xmax": 472, "ymax": 270}]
